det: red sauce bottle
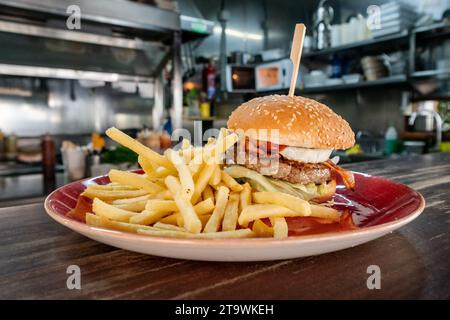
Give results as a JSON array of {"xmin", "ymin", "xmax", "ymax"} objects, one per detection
[{"xmin": 41, "ymin": 133, "xmax": 55, "ymax": 180}]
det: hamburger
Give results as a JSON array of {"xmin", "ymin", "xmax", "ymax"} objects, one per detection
[{"xmin": 225, "ymin": 94, "xmax": 355, "ymax": 203}]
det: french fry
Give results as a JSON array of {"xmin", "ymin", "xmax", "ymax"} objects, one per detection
[
  {"xmin": 145, "ymin": 199, "xmax": 178, "ymax": 212},
  {"xmin": 109, "ymin": 169, "xmax": 163, "ymax": 194},
  {"xmin": 86, "ymin": 213, "xmax": 157, "ymax": 233},
  {"xmin": 165, "ymin": 175, "xmax": 181, "ymax": 194},
  {"xmin": 238, "ymin": 204, "xmax": 301, "ymax": 226},
  {"xmin": 159, "ymin": 213, "xmax": 179, "ymax": 225},
  {"xmin": 180, "ymin": 139, "xmax": 193, "ymax": 163},
  {"xmin": 270, "ymin": 217, "xmax": 288, "ymax": 239},
  {"xmin": 106, "ymin": 127, "xmax": 174, "ymax": 169},
  {"xmin": 154, "ymin": 190, "xmax": 173, "ymax": 200},
  {"xmin": 197, "ymin": 228, "xmax": 255, "ymax": 238},
  {"xmin": 181, "ymin": 138, "xmax": 191, "ymax": 149},
  {"xmin": 202, "ymin": 184, "xmax": 214, "ymax": 204},
  {"xmin": 114, "ymin": 200, "xmax": 147, "ymax": 212},
  {"xmin": 176, "ymin": 212, "xmax": 213, "ymax": 228},
  {"xmin": 176, "ymin": 214, "xmax": 184, "ymax": 227},
  {"xmin": 92, "ymin": 198, "xmax": 137, "ymax": 222},
  {"xmin": 164, "ymin": 176, "xmax": 202, "ymax": 233},
  {"xmin": 81, "ymin": 188, "xmax": 148, "ymax": 200},
  {"xmin": 208, "ymin": 165, "xmax": 221, "ymax": 186},
  {"xmin": 221, "ymin": 171, "xmax": 244, "ymax": 192},
  {"xmin": 88, "ymin": 183, "xmax": 138, "ymax": 191},
  {"xmin": 191, "ymin": 163, "xmax": 216, "ymax": 204},
  {"xmin": 252, "ymin": 219, "xmax": 274, "ymax": 237},
  {"xmin": 138, "ymin": 155, "xmax": 154, "ymax": 175},
  {"xmin": 170, "ymin": 199, "xmax": 215, "ymax": 227},
  {"xmin": 310, "ymin": 204, "xmax": 340, "ymax": 221},
  {"xmin": 165, "ymin": 149, "xmax": 194, "ymax": 200},
  {"xmin": 211, "ymin": 182, "xmax": 226, "ymax": 191},
  {"xmin": 129, "ymin": 210, "xmax": 172, "ymax": 225},
  {"xmin": 153, "ymin": 222, "xmax": 187, "ymax": 232},
  {"xmin": 151, "ymin": 178, "xmax": 167, "ymax": 188},
  {"xmin": 188, "ymin": 131, "xmax": 237, "ymax": 174},
  {"xmin": 181, "ymin": 147, "xmax": 193, "ymax": 164},
  {"xmin": 199, "ymin": 214, "xmax": 211, "ymax": 228},
  {"xmin": 252, "ymin": 192, "xmax": 311, "ymax": 216},
  {"xmin": 147, "ymin": 166, "xmax": 177, "ymax": 179},
  {"xmin": 137, "ymin": 228, "xmax": 255, "ymax": 239},
  {"xmin": 239, "ymin": 182, "xmax": 252, "ymax": 228},
  {"xmin": 203, "ymin": 186, "xmax": 230, "ymax": 233},
  {"xmin": 208, "ymin": 132, "xmax": 239, "ymax": 164},
  {"xmin": 188, "ymin": 146, "xmax": 210, "ymax": 175},
  {"xmin": 193, "ymin": 198, "xmax": 215, "ymax": 215},
  {"xmin": 112, "ymin": 194, "xmax": 150, "ymax": 204},
  {"xmin": 222, "ymin": 193, "xmax": 240, "ymax": 231},
  {"xmin": 239, "ymin": 183, "xmax": 252, "ymax": 212}
]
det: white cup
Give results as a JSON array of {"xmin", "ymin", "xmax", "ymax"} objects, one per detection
[{"xmin": 62, "ymin": 147, "xmax": 87, "ymax": 181}]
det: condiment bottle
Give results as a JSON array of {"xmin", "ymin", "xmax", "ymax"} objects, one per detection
[{"xmin": 41, "ymin": 133, "xmax": 56, "ymax": 180}]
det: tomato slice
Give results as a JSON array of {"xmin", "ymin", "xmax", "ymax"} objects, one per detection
[
  {"xmin": 68, "ymin": 195, "xmax": 92, "ymax": 223},
  {"xmin": 244, "ymin": 137, "xmax": 286, "ymax": 159}
]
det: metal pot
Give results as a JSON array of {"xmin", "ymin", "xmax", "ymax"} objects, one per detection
[{"xmin": 409, "ymin": 114, "xmax": 437, "ymax": 131}]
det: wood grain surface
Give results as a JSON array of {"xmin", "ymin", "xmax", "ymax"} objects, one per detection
[{"xmin": 0, "ymin": 153, "xmax": 449, "ymax": 299}]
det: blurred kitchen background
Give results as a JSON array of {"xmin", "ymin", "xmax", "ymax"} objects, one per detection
[{"xmin": 0, "ymin": 0, "xmax": 449, "ymax": 206}]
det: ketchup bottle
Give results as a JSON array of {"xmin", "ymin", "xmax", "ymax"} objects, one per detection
[{"xmin": 41, "ymin": 133, "xmax": 55, "ymax": 181}]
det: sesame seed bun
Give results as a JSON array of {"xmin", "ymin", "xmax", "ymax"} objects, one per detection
[{"xmin": 227, "ymin": 95, "xmax": 355, "ymax": 150}]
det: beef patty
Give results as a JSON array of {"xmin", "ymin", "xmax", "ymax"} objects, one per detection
[{"xmin": 242, "ymin": 157, "xmax": 331, "ymax": 184}]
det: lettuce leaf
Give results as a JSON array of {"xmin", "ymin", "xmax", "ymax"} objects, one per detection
[{"xmin": 224, "ymin": 165, "xmax": 323, "ymax": 201}]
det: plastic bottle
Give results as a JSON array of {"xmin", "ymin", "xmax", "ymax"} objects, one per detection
[
  {"xmin": 330, "ymin": 54, "xmax": 342, "ymax": 78},
  {"xmin": 384, "ymin": 124, "xmax": 398, "ymax": 155}
]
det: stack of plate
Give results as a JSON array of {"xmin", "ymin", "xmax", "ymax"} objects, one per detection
[
  {"xmin": 371, "ymin": 1, "xmax": 417, "ymax": 38},
  {"xmin": 361, "ymin": 56, "xmax": 388, "ymax": 81}
]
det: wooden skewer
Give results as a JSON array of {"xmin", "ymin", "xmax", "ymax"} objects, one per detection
[{"xmin": 288, "ymin": 23, "xmax": 306, "ymax": 97}]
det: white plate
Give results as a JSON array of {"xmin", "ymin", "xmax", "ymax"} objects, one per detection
[{"xmin": 44, "ymin": 172, "xmax": 425, "ymax": 261}]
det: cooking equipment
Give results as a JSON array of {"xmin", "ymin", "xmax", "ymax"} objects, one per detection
[
  {"xmin": 408, "ymin": 106, "xmax": 443, "ymax": 151},
  {"xmin": 225, "ymin": 65, "xmax": 255, "ymax": 93},
  {"xmin": 313, "ymin": 0, "xmax": 334, "ymax": 50},
  {"xmin": 255, "ymin": 58, "xmax": 293, "ymax": 92}
]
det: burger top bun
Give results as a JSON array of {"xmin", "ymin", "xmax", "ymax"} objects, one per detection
[{"xmin": 227, "ymin": 95, "xmax": 355, "ymax": 150}]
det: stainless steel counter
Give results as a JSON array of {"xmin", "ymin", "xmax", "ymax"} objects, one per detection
[{"xmin": 0, "ymin": 172, "xmax": 67, "ymax": 207}]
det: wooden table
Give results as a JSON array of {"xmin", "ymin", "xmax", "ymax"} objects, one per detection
[{"xmin": 1, "ymin": 153, "xmax": 449, "ymax": 299}]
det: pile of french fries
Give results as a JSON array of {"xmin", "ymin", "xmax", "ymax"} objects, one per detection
[{"xmin": 81, "ymin": 127, "xmax": 341, "ymax": 239}]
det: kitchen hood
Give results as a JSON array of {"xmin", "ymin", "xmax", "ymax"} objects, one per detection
[{"xmin": 0, "ymin": 0, "xmax": 182, "ymax": 82}]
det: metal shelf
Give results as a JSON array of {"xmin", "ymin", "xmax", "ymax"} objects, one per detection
[
  {"xmin": 301, "ymin": 75, "xmax": 408, "ymax": 94},
  {"xmin": 303, "ymin": 31, "xmax": 409, "ymax": 59},
  {"xmin": 254, "ymin": 75, "xmax": 409, "ymax": 95},
  {"xmin": 413, "ymin": 21, "xmax": 450, "ymax": 35},
  {"xmin": 412, "ymin": 69, "xmax": 450, "ymax": 79}
]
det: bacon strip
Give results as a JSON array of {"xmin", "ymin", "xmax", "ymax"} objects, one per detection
[
  {"xmin": 323, "ymin": 160, "xmax": 355, "ymax": 191},
  {"xmin": 245, "ymin": 138, "xmax": 286, "ymax": 159}
]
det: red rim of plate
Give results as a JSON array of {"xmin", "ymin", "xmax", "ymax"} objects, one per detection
[{"xmin": 44, "ymin": 171, "xmax": 426, "ymax": 246}]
